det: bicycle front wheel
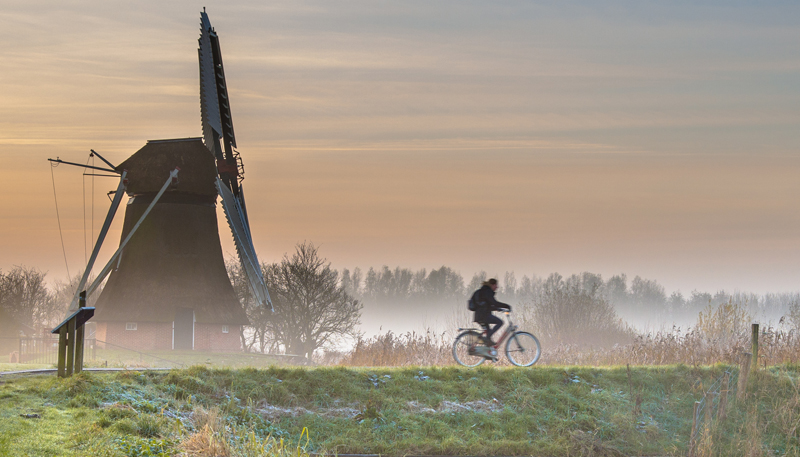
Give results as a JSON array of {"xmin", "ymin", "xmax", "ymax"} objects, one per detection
[
  {"xmin": 452, "ymin": 330, "xmax": 486, "ymax": 367},
  {"xmin": 505, "ymin": 331, "xmax": 541, "ymax": 367}
]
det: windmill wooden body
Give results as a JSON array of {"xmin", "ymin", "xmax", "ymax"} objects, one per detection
[
  {"xmin": 93, "ymin": 138, "xmax": 250, "ymax": 350},
  {"xmin": 50, "ymin": 11, "xmax": 271, "ymax": 353}
]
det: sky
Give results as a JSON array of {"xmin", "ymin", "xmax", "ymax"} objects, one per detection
[{"xmin": 1, "ymin": 0, "xmax": 799, "ymax": 296}]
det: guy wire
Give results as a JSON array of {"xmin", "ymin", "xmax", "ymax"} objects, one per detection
[
  {"xmin": 92, "ymin": 154, "xmax": 95, "ymax": 252},
  {"xmin": 83, "ymin": 155, "xmax": 90, "ymax": 264},
  {"xmin": 50, "ymin": 162, "xmax": 71, "ymax": 279}
]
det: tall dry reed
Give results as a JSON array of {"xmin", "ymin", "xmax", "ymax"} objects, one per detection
[{"xmin": 325, "ymin": 325, "xmax": 800, "ymax": 367}]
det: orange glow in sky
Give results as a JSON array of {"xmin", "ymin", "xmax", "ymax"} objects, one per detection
[{"xmin": 2, "ymin": 1, "xmax": 799, "ymax": 295}]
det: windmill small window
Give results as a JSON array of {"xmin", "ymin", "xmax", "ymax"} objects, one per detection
[
  {"xmin": 125, "ymin": 323, "xmax": 138, "ymax": 331},
  {"xmin": 222, "ymin": 325, "xmax": 229, "ymax": 334}
]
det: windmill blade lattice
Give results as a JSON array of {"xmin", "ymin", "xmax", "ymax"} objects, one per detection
[
  {"xmin": 217, "ymin": 178, "xmax": 272, "ymax": 310},
  {"xmin": 200, "ymin": 10, "xmax": 272, "ymax": 309}
]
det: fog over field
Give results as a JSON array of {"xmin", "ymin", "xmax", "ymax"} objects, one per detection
[{"xmin": 340, "ymin": 266, "xmax": 800, "ymax": 337}]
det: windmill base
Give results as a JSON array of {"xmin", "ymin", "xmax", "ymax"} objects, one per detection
[{"xmin": 94, "ymin": 321, "xmax": 242, "ymax": 352}]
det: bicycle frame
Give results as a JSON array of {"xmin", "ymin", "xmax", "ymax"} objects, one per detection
[
  {"xmin": 486, "ymin": 312, "xmax": 517, "ymax": 348},
  {"xmin": 460, "ymin": 312, "xmax": 516, "ymax": 348}
]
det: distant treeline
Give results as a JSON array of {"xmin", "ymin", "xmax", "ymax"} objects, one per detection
[
  {"xmin": 2, "ymin": 259, "xmax": 798, "ymax": 350},
  {"xmin": 338, "ymin": 266, "xmax": 799, "ymax": 326}
]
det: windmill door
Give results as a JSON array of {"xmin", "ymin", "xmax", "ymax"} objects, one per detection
[{"xmin": 173, "ymin": 308, "xmax": 194, "ymax": 350}]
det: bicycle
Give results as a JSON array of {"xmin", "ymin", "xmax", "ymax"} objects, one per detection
[{"xmin": 452, "ymin": 311, "xmax": 541, "ymax": 367}]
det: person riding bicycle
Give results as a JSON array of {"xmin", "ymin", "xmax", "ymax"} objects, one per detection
[{"xmin": 472, "ymin": 278, "xmax": 511, "ymax": 346}]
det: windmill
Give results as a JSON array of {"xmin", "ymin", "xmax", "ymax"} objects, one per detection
[{"xmin": 49, "ymin": 10, "xmax": 271, "ymax": 352}]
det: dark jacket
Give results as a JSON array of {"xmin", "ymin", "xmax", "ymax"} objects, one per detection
[{"xmin": 473, "ymin": 285, "xmax": 511, "ymax": 323}]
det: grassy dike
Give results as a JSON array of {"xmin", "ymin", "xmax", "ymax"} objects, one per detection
[{"xmin": 0, "ymin": 364, "xmax": 797, "ymax": 456}]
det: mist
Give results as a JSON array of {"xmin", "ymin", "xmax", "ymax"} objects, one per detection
[{"xmin": 332, "ymin": 265, "xmax": 800, "ymax": 338}]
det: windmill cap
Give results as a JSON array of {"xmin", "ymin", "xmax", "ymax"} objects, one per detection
[{"xmin": 116, "ymin": 138, "xmax": 217, "ymax": 196}]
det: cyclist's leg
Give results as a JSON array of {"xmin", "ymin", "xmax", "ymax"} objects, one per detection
[
  {"xmin": 484, "ymin": 314, "xmax": 503, "ymax": 343},
  {"xmin": 476, "ymin": 323, "xmax": 490, "ymax": 345}
]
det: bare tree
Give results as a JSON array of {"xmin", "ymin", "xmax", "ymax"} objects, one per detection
[
  {"xmin": 789, "ymin": 300, "xmax": 800, "ymax": 331},
  {"xmin": 264, "ymin": 242, "xmax": 362, "ymax": 360},
  {"xmin": 1, "ymin": 267, "xmax": 54, "ymax": 327},
  {"xmin": 0, "ymin": 266, "xmax": 57, "ymax": 345},
  {"xmin": 226, "ymin": 258, "xmax": 277, "ymax": 354},
  {"xmin": 467, "ymin": 271, "xmax": 488, "ymax": 293},
  {"xmin": 50, "ymin": 272, "xmax": 104, "ymax": 322}
]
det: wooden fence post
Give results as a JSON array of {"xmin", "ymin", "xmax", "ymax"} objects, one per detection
[
  {"xmin": 738, "ymin": 352, "xmax": 751, "ymax": 400},
  {"xmin": 719, "ymin": 372, "xmax": 729, "ymax": 421},
  {"xmin": 751, "ymin": 323, "xmax": 759, "ymax": 374},
  {"xmin": 689, "ymin": 400, "xmax": 700, "ymax": 457}
]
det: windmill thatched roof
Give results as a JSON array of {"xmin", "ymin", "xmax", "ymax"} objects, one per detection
[{"xmin": 116, "ymin": 138, "xmax": 217, "ymax": 196}]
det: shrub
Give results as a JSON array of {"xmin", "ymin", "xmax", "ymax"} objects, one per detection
[{"xmin": 522, "ymin": 273, "xmax": 633, "ymax": 347}]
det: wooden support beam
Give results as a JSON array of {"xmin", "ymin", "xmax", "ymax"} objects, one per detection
[
  {"xmin": 52, "ymin": 306, "xmax": 95, "ymax": 378},
  {"xmin": 66, "ymin": 319, "xmax": 76, "ymax": 377},
  {"xmin": 74, "ymin": 292, "xmax": 86, "ymax": 374},
  {"xmin": 57, "ymin": 327, "xmax": 67, "ymax": 378},
  {"xmin": 75, "ymin": 324, "xmax": 85, "ymax": 374}
]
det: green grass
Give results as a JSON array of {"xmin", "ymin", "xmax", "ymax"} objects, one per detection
[
  {"xmin": 85, "ymin": 348, "xmax": 297, "ymax": 369},
  {"xmin": 1, "ymin": 348, "xmax": 297, "ymax": 372},
  {"xmin": 0, "ymin": 364, "xmax": 797, "ymax": 456},
  {"xmin": 0, "ymin": 362, "xmax": 52, "ymax": 372}
]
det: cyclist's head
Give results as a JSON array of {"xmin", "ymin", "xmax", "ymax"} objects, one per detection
[{"xmin": 482, "ymin": 278, "xmax": 499, "ymax": 291}]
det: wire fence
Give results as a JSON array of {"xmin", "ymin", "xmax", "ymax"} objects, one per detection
[
  {"xmin": 1, "ymin": 336, "xmax": 98, "ymax": 365},
  {"xmin": 688, "ymin": 366, "xmax": 741, "ymax": 457}
]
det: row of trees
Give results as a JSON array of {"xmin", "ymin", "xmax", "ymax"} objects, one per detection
[
  {"xmin": 336, "ymin": 267, "xmax": 799, "ymax": 327},
  {"xmin": 3, "ymin": 246, "xmax": 798, "ymax": 359},
  {"xmin": 233, "ymin": 249, "xmax": 800, "ymax": 356}
]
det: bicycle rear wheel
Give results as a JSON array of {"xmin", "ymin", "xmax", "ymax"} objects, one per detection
[
  {"xmin": 452, "ymin": 330, "xmax": 486, "ymax": 367},
  {"xmin": 505, "ymin": 331, "xmax": 541, "ymax": 367}
]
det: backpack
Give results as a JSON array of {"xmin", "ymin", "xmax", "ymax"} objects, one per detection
[{"xmin": 467, "ymin": 289, "xmax": 484, "ymax": 312}]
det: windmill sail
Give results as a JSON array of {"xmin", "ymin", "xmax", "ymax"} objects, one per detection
[
  {"xmin": 200, "ymin": 10, "xmax": 272, "ymax": 310},
  {"xmin": 217, "ymin": 178, "xmax": 271, "ymax": 308},
  {"xmin": 199, "ymin": 13, "xmax": 223, "ymax": 160}
]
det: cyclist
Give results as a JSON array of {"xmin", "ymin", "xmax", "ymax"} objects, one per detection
[{"xmin": 472, "ymin": 278, "xmax": 511, "ymax": 345}]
